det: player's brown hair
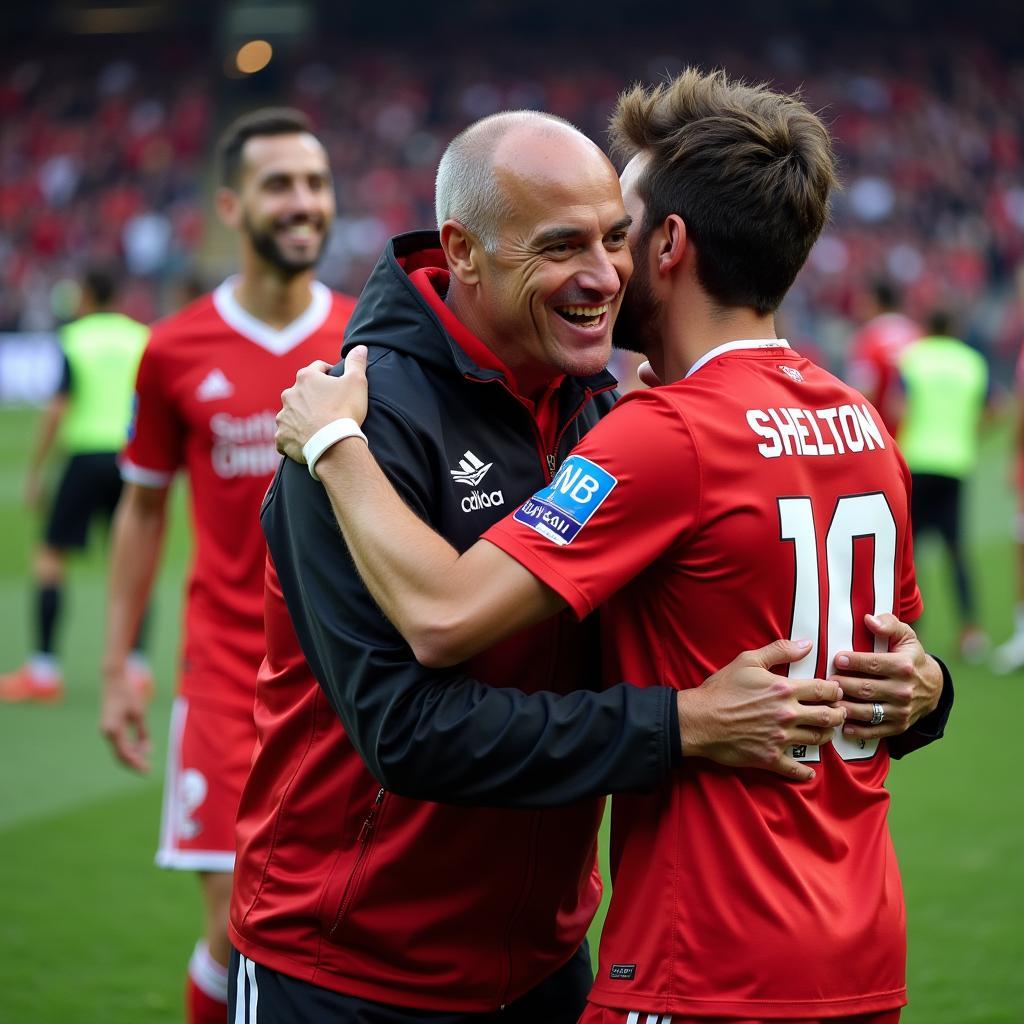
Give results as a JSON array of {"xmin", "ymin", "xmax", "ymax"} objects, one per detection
[
  {"xmin": 609, "ymin": 68, "xmax": 837, "ymax": 314},
  {"xmin": 217, "ymin": 107, "xmax": 317, "ymax": 187}
]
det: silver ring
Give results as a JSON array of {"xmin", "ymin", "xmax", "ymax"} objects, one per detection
[{"xmin": 870, "ymin": 702, "xmax": 885, "ymax": 727}]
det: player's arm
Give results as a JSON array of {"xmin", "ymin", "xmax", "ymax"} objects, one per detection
[
  {"xmin": 276, "ymin": 351, "xmax": 846, "ymax": 793},
  {"xmin": 279, "ymin": 352, "xmax": 561, "ymax": 666},
  {"xmin": 99, "ymin": 336, "xmax": 178, "ymax": 772},
  {"xmin": 323, "ymin": 433, "xmax": 560, "ymax": 666},
  {"xmin": 100, "ymin": 481, "xmax": 169, "ymax": 772},
  {"xmin": 267, "ymin": 385, "xmax": 688, "ymax": 805},
  {"xmin": 24, "ymin": 357, "xmax": 70, "ymax": 508}
]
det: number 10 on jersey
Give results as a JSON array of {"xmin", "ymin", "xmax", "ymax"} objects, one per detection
[{"xmin": 779, "ymin": 493, "xmax": 898, "ymax": 763}]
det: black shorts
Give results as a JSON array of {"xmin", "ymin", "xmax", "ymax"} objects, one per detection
[
  {"xmin": 910, "ymin": 472, "xmax": 962, "ymax": 545},
  {"xmin": 229, "ymin": 941, "xmax": 592, "ymax": 1024},
  {"xmin": 44, "ymin": 452, "xmax": 123, "ymax": 550}
]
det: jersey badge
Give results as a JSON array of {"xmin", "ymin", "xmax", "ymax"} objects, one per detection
[
  {"xmin": 450, "ymin": 450, "xmax": 492, "ymax": 487},
  {"xmin": 513, "ymin": 455, "xmax": 616, "ymax": 545},
  {"xmin": 196, "ymin": 368, "xmax": 235, "ymax": 401},
  {"xmin": 779, "ymin": 364, "xmax": 804, "ymax": 382}
]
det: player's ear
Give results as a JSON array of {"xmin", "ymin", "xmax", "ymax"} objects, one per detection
[
  {"xmin": 215, "ymin": 187, "xmax": 242, "ymax": 230},
  {"xmin": 656, "ymin": 214, "xmax": 687, "ymax": 276},
  {"xmin": 441, "ymin": 221, "xmax": 482, "ymax": 286}
]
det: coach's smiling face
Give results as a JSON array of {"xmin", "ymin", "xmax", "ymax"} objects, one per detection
[{"xmin": 444, "ymin": 124, "xmax": 632, "ymax": 396}]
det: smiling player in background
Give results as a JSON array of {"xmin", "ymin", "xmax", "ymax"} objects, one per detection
[{"xmin": 100, "ymin": 108, "xmax": 355, "ymax": 1024}]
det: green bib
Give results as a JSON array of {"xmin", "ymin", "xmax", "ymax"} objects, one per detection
[
  {"xmin": 58, "ymin": 312, "xmax": 149, "ymax": 453},
  {"xmin": 897, "ymin": 336, "xmax": 988, "ymax": 478}
]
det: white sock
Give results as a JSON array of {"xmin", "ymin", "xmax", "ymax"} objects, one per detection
[
  {"xmin": 27, "ymin": 654, "xmax": 60, "ymax": 685},
  {"xmin": 188, "ymin": 939, "xmax": 229, "ymax": 1002}
]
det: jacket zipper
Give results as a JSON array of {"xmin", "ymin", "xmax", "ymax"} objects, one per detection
[
  {"xmin": 465, "ymin": 374, "xmax": 614, "ymax": 483},
  {"xmin": 550, "ymin": 382, "xmax": 616, "ymax": 471},
  {"xmin": 498, "ymin": 810, "xmax": 544, "ymax": 1006},
  {"xmin": 329, "ymin": 787, "xmax": 385, "ymax": 938}
]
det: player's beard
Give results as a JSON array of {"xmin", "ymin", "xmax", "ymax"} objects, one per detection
[
  {"xmin": 243, "ymin": 212, "xmax": 328, "ymax": 277},
  {"xmin": 613, "ymin": 243, "xmax": 660, "ymax": 357}
]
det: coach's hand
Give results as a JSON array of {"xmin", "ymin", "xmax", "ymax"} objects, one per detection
[
  {"xmin": 678, "ymin": 639, "xmax": 845, "ymax": 782},
  {"xmin": 833, "ymin": 613, "xmax": 941, "ymax": 740},
  {"xmin": 100, "ymin": 661, "xmax": 151, "ymax": 773},
  {"xmin": 276, "ymin": 347, "xmax": 370, "ymax": 462}
]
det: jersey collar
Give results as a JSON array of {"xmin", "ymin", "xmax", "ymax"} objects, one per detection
[
  {"xmin": 213, "ymin": 277, "xmax": 331, "ymax": 355},
  {"xmin": 686, "ymin": 338, "xmax": 790, "ymax": 378}
]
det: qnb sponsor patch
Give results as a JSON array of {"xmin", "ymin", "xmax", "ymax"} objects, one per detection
[{"xmin": 513, "ymin": 455, "xmax": 616, "ymax": 545}]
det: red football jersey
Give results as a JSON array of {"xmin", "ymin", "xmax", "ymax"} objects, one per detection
[
  {"xmin": 485, "ymin": 340, "xmax": 922, "ymax": 1019},
  {"xmin": 847, "ymin": 312, "xmax": 922, "ymax": 435},
  {"xmin": 122, "ymin": 279, "xmax": 355, "ymax": 715}
]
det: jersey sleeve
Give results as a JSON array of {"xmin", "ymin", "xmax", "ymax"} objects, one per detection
[
  {"xmin": 485, "ymin": 390, "xmax": 700, "ymax": 620},
  {"xmin": 120, "ymin": 337, "xmax": 184, "ymax": 486},
  {"xmin": 261, "ymin": 369, "xmax": 676, "ymax": 808}
]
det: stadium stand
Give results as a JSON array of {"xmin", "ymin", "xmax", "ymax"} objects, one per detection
[{"xmin": 1, "ymin": 29, "xmax": 1021, "ymax": 376}]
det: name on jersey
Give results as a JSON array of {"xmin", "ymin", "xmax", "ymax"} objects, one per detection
[
  {"xmin": 210, "ymin": 411, "xmax": 279, "ymax": 478},
  {"xmin": 514, "ymin": 455, "xmax": 617, "ymax": 545},
  {"xmin": 746, "ymin": 403, "xmax": 885, "ymax": 459}
]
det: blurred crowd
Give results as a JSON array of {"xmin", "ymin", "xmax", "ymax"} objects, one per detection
[{"xmin": 2, "ymin": 31, "xmax": 1022, "ymax": 377}]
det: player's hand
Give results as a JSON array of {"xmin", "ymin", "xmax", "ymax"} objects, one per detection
[
  {"xmin": 833, "ymin": 613, "xmax": 942, "ymax": 740},
  {"xmin": 678, "ymin": 639, "xmax": 846, "ymax": 782},
  {"xmin": 100, "ymin": 661, "xmax": 152, "ymax": 773},
  {"xmin": 276, "ymin": 347, "xmax": 370, "ymax": 462}
]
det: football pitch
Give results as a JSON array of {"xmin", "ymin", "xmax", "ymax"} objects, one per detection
[{"xmin": 0, "ymin": 404, "xmax": 1021, "ymax": 1024}]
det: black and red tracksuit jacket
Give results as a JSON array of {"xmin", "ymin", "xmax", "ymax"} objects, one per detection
[
  {"xmin": 228, "ymin": 231, "xmax": 678, "ymax": 1010},
  {"xmin": 229, "ymin": 231, "xmax": 952, "ymax": 1011}
]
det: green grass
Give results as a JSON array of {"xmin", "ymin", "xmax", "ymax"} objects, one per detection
[{"xmin": 0, "ymin": 406, "xmax": 1022, "ymax": 1022}]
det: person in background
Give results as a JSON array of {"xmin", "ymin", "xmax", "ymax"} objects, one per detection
[
  {"xmin": 847, "ymin": 279, "xmax": 923, "ymax": 435},
  {"xmin": 990, "ymin": 331, "xmax": 1024, "ymax": 673},
  {"xmin": 899, "ymin": 309, "xmax": 990, "ymax": 661},
  {"xmin": 0, "ymin": 266, "xmax": 150, "ymax": 703},
  {"xmin": 100, "ymin": 108, "xmax": 356, "ymax": 1024}
]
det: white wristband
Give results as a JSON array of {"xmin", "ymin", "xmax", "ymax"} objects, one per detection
[{"xmin": 302, "ymin": 418, "xmax": 368, "ymax": 480}]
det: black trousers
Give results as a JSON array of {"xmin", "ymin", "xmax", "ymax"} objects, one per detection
[
  {"xmin": 910, "ymin": 471, "xmax": 975, "ymax": 619},
  {"xmin": 229, "ymin": 942, "xmax": 592, "ymax": 1024}
]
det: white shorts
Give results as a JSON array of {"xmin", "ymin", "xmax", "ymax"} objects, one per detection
[{"xmin": 156, "ymin": 696, "xmax": 256, "ymax": 872}]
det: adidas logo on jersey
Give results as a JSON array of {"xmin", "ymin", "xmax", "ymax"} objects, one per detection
[
  {"xmin": 196, "ymin": 368, "xmax": 235, "ymax": 401},
  {"xmin": 450, "ymin": 450, "xmax": 492, "ymax": 487}
]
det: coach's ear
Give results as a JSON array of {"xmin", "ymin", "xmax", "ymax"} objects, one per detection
[
  {"xmin": 215, "ymin": 187, "xmax": 242, "ymax": 231},
  {"xmin": 440, "ymin": 220, "xmax": 483, "ymax": 286}
]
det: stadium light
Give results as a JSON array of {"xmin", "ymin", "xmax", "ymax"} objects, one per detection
[{"xmin": 235, "ymin": 39, "xmax": 274, "ymax": 74}]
